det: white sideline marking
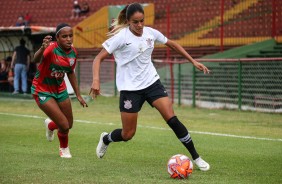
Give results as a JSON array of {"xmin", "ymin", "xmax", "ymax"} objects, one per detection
[{"xmin": 0, "ymin": 112, "xmax": 282, "ymax": 142}]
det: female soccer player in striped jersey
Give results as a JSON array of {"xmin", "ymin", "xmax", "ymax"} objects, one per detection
[
  {"xmin": 89, "ymin": 3, "xmax": 210, "ymax": 171},
  {"xmin": 32, "ymin": 23, "xmax": 88, "ymax": 158}
]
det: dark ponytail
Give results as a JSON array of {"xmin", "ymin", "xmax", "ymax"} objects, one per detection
[{"xmin": 107, "ymin": 3, "xmax": 144, "ymax": 37}]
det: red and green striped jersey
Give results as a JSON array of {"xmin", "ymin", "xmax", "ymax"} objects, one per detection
[{"xmin": 31, "ymin": 42, "xmax": 77, "ymax": 95}]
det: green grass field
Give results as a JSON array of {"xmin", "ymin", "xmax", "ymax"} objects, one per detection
[{"xmin": 0, "ymin": 96, "xmax": 281, "ymax": 184}]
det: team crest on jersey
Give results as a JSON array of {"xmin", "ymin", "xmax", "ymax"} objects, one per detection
[
  {"xmin": 69, "ymin": 58, "xmax": 75, "ymax": 66},
  {"xmin": 146, "ymin": 38, "xmax": 153, "ymax": 47},
  {"xmin": 124, "ymin": 100, "xmax": 132, "ymax": 109}
]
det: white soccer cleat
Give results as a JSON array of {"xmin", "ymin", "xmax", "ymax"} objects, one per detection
[
  {"xmin": 59, "ymin": 147, "xmax": 72, "ymax": 158},
  {"xmin": 194, "ymin": 157, "xmax": 210, "ymax": 171},
  {"xmin": 96, "ymin": 132, "xmax": 109, "ymax": 159},
  {"xmin": 44, "ymin": 118, "xmax": 54, "ymax": 142}
]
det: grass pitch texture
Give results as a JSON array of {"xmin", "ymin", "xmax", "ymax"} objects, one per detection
[{"xmin": 0, "ymin": 96, "xmax": 281, "ymax": 184}]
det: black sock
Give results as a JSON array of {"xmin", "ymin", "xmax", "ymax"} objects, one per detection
[
  {"xmin": 167, "ymin": 116, "xmax": 200, "ymax": 160},
  {"xmin": 103, "ymin": 129, "xmax": 124, "ymax": 145}
]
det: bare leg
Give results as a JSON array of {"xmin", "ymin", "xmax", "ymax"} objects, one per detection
[
  {"xmin": 152, "ymin": 97, "xmax": 175, "ymax": 121},
  {"xmin": 38, "ymin": 98, "xmax": 72, "ymax": 132},
  {"xmin": 120, "ymin": 112, "xmax": 138, "ymax": 140},
  {"xmin": 38, "ymin": 98, "xmax": 73, "ymax": 152}
]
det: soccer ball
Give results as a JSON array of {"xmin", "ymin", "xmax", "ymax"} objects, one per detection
[{"xmin": 167, "ymin": 154, "xmax": 193, "ymax": 179}]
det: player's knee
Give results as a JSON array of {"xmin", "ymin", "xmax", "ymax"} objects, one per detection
[
  {"xmin": 122, "ymin": 130, "xmax": 135, "ymax": 141},
  {"xmin": 60, "ymin": 123, "xmax": 70, "ymax": 132}
]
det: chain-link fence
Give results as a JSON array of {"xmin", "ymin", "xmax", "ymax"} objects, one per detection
[{"xmin": 77, "ymin": 58, "xmax": 282, "ymax": 113}]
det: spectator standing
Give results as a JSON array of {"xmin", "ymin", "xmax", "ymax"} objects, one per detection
[
  {"xmin": 11, "ymin": 39, "xmax": 31, "ymax": 94},
  {"xmin": 24, "ymin": 12, "xmax": 32, "ymax": 26},
  {"xmin": 71, "ymin": 1, "xmax": 81, "ymax": 19}
]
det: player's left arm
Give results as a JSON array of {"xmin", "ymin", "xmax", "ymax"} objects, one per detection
[
  {"xmin": 165, "ymin": 40, "xmax": 210, "ymax": 74},
  {"xmin": 67, "ymin": 71, "xmax": 88, "ymax": 107}
]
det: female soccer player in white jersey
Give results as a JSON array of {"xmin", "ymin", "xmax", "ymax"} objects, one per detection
[{"xmin": 89, "ymin": 3, "xmax": 210, "ymax": 171}]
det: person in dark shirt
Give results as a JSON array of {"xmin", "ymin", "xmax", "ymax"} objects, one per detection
[
  {"xmin": 80, "ymin": 2, "xmax": 90, "ymax": 18},
  {"xmin": 71, "ymin": 1, "xmax": 81, "ymax": 19},
  {"xmin": 11, "ymin": 38, "xmax": 31, "ymax": 94}
]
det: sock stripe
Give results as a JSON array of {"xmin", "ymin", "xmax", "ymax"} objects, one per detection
[
  {"xmin": 108, "ymin": 132, "xmax": 113, "ymax": 142},
  {"xmin": 179, "ymin": 134, "xmax": 192, "ymax": 144}
]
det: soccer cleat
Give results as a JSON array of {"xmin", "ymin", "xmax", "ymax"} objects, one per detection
[
  {"xmin": 44, "ymin": 118, "xmax": 54, "ymax": 142},
  {"xmin": 96, "ymin": 132, "xmax": 109, "ymax": 158},
  {"xmin": 59, "ymin": 147, "xmax": 72, "ymax": 158},
  {"xmin": 194, "ymin": 157, "xmax": 210, "ymax": 171}
]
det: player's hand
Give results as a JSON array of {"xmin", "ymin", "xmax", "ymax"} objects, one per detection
[
  {"xmin": 41, "ymin": 35, "xmax": 52, "ymax": 49},
  {"xmin": 77, "ymin": 95, "xmax": 88, "ymax": 108},
  {"xmin": 193, "ymin": 60, "xmax": 211, "ymax": 74},
  {"xmin": 89, "ymin": 80, "xmax": 101, "ymax": 99}
]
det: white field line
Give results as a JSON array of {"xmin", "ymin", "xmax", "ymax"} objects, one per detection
[{"xmin": 0, "ymin": 112, "xmax": 282, "ymax": 142}]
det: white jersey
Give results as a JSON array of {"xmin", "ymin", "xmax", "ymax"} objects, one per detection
[{"xmin": 102, "ymin": 26, "xmax": 168, "ymax": 91}]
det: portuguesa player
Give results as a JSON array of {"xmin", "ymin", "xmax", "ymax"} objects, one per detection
[
  {"xmin": 31, "ymin": 23, "xmax": 88, "ymax": 158},
  {"xmin": 89, "ymin": 3, "xmax": 210, "ymax": 171}
]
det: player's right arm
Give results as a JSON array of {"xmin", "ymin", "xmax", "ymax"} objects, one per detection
[
  {"xmin": 89, "ymin": 48, "xmax": 109, "ymax": 99},
  {"xmin": 33, "ymin": 35, "xmax": 52, "ymax": 63}
]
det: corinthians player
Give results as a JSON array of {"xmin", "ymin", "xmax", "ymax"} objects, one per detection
[{"xmin": 90, "ymin": 3, "xmax": 210, "ymax": 171}]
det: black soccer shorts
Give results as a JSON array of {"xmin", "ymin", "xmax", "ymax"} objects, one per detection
[{"xmin": 119, "ymin": 79, "xmax": 168, "ymax": 113}]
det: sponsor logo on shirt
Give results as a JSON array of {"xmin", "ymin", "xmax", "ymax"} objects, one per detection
[
  {"xmin": 51, "ymin": 71, "xmax": 65, "ymax": 79},
  {"xmin": 50, "ymin": 69, "xmax": 67, "ymax": 79}
]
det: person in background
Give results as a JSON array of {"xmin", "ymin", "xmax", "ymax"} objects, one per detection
[
  {"xmin": 15, "ymin": 16, "xmax": 25, "ymax": 26},
  {"xmin": 11, "ymin": 39, "xmax": 31, "ymax": 94},
  {"xmin": 24, "ymin": 12, "xmax": 32, "ymax": 26},
  {"xmin": 89, "ymin": 3, "xmax": 210, "ymax": 171},
  {"xmin": 32, "ymin": 23, "xmax": 88, "ymax": 158},
  {"xmin": 0, "ymin": 56, "xmax": 13, "ymax": 91},
  {"xmin": 71, "ymin": 1, "xmax": 81, "ymax": 19},
  {"xmin": 0, "ymin": 57, "xmax": 8, "ymax": 81},
  {"xmin": 80, "ymin": 2, "xmax": 90, "ymax": 18}
]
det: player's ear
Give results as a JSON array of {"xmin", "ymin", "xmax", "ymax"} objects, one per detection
[{"xmin": 55, "ymin": 34, "xmax": 60, "ymax": 40}]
